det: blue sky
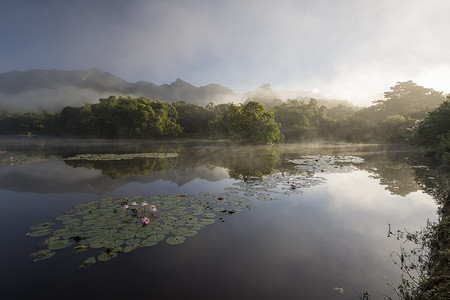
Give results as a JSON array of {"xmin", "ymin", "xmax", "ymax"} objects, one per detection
[{"xmin": 1, "ymin": 0, "xmax": 449, "ymax": 106}]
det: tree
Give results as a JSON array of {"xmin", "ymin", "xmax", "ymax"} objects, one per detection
[
  {"xmin": 416, "ymin": 97, "xmax": 450, "ymax": 147},
  {"xmin": 372, "ymin": 81, "xmax": 445, "ymax": 119},
  {"xmin": 415, "ymin": 96, "xmax": 450, "ymax": 167},
  {"xmin": 172, "ymin": 101, "xmax": 212, "ymax": 134},
  {"xmin": 223, "ymin": 101, "xmax": 283, "ymax": 144}
]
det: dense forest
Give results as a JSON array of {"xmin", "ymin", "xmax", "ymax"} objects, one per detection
[{"xmin": 0, "ymin": 80, "xmax": 449, "ymax": 165}]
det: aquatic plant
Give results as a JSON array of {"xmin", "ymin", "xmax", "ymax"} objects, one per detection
[
  {"xmin": 63, "ymin": 152, "xmax": 179, "ymax": 161},
  {"xmin": 28, "ymin": 193, "xmax": 250, "ymax": 268},
  {"xmin": 27, "ymin": 154, "xmax": 366, "ymax": 269}
]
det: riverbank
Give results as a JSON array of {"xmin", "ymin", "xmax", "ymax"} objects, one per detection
[{"xmin": 416, "ymin": 200, "xmax": 450, "ymax": 299}]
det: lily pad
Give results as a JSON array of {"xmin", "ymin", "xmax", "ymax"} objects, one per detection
[
  {"xmin": 47, "ymin": 239, "xmax": 74, "ymax": 250},
  {"xmin": 28, "ymin": 229, "xmax": 52, "ymax": 237},
  {"xmin": 123, "ymin": 245, "xmax": 136, "ymax": 253},
  {"xmin": 30, "ymin": 222, "xmax": 54, "ymax": 230},
  {"xmin": 98, "ymin": 252, "xmax": 111, "ymax": 262},
  {"xmin": 166, "ymin": 236, "xmax": 186, "ymax": 245},
  {"xmin": 79, "ymin": 257, "xmax": 96, "ymax": 269},
  {"xmin": 30, "ymin": 249, "xmax": 56, "ymax": 262},
  {"xmin": 199, "ymin": 218, "xmax": 216, "ymax": 225}
]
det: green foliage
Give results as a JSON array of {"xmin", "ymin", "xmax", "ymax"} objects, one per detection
[
  {"xmin": 172, "ymin": 101, "xmax": 212, "ymax": 134},
  {"xmin": 222, "ymin": 101, "xmax": 283, "ymax": 144},
  {"xmin": 273, "ymin": 98, "xmax": 332, "ymax": 141},
  {"xmin": 56, "ymin": 96, "xmax": 182, "ymax": 138},
  {"xmin": 415, "ymin": 97, "xmax": 450, "ymax": 168},
  {"xmin": 373, "ymin": 80, "xmax": 445, "ymax": 120},
  {"xmin": 416, "ymin": 98, "xmax": 450, "ymax": 146},
  {"xmin": 0, "ymin": 81, "xmax": 446, "ymax": 146}
]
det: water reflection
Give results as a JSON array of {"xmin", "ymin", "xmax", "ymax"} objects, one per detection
[
  {"xmin": 0, "ymin": 140, "xmax": 429, "ymax": 198},
  {"xmin": 0, "ymin": 139, "xmax": 440, "ymax": 299}
]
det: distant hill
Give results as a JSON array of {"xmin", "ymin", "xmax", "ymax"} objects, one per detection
[{"xmin": 0, "ymin": 68, "xmax": 236, "ymax": 112}]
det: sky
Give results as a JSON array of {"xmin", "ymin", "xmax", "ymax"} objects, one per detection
[{"xmin": 1, "ymin": 0, "xmax": 449, "ymax": 106}]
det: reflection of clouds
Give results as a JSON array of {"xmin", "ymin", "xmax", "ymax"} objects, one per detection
[
  {"xmin": 321, "ymin": 171, "xmax": 438, "ymax": 225},
  {"xmin": 0, "ymin": 158, "xmax": 106, "ymax": 194},
  {"xmin": 132, "ymin": 166, "xmax": 229, "ymax": 186},
  {"xmin": 0, "ymin": 159, "xmax": 229, "ymax": 194},
  {"xmin": 214, "ymin": 170, "xmax": 438, "ymax": 298}
]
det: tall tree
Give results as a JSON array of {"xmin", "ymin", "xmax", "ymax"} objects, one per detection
[
  {"xmin": 372, "ymin": 81, "xmax": 445, "ymax": 119},
  {"xmin": 223, "ymin": 101, "xmax": 283, "ymax": 144}
]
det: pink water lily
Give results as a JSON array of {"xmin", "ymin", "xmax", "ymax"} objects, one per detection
[
  {"xmin": 141, "ymin": 217, "xmax": 150, "ymax": 225},
  {"xmin": 291, "ymin": 184, "xmax": 297, "ymax": 189},
  {"xmin": 217, "ymin": 196, "xmax": 224, "ymax": 200},
  {"xmin": 150, "ymin": 205, "xmax": 157, "ymax": 212},
  {"xmin": 131, "ymin": 201, "xmax": 138, "ymax": 206},
  {"xmin": 123, "ymin": 205, "xmax": 130, "ymax": 210}
]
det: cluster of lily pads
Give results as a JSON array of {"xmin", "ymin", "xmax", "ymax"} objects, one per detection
[
  {"xmin": 28, "ymin": 154, "xmax": 366, "ymax": 268},
  {"xmin": 221, "ymin": 155, "xmax": 365, "ymax": 201},
  {"xmin": 28, "ymin": 193, "xmax": 250, "ymax": 268},
  {"xmin": 63, "ymin": 152, "xmax": 179, "ymax": 161},
  {"xmin": 0, "ymin": 151, "xmax": 48, "ymax": 166},
  {"xmin": 288, "ymin": 155, "xmax": 364, "ymax": 174}
]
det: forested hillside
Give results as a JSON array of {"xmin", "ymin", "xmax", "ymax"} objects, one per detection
[{"xmin": 0, "ymin": 81, "xmax": 447, "ymax": 146}]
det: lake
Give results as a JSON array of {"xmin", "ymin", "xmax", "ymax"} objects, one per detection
[{"xmin": 0, "ymin": 138, "xmax": 439, "ymax": 299}]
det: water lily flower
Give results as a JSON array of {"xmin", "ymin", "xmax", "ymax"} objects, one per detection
[
  {"xmin": 217, "ymin": 196, "xmax": 224, "ymax": 200},
  {"xmin": 141, "ymin": 202, "xmax": 148, "ymax": 206},
  {"xmin": 150, "ymin": 205, "xmax": 157, "ymax": 212},
  {"xmin": 131, "ymin": 201, "xmax": 138, "ymax": 206},
  {"xmin": 123, "ymin": 205, "xmax": 130, "ymax": 210},
  {"xmin": 141, "ymin": 217, "xmax": 150, "ymax": 225},
  {"xmin": 291, "ymin": 184, "xmax": 297, "ymax": 189}
]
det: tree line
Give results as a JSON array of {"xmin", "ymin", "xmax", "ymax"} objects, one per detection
[{"xmin": 0, "ymin": 81, "xmax": 448, "ymax": 155}]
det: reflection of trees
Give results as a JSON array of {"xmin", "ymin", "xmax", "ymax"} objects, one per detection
[
  {"xmin": 413, "ymin": 164, "xmax": 450, "ymax": 207},
  {"xmin": 3, "ymin": 138, "xmax": 436, "ymax": 198},
  {"xmin": 362, "ymin": 160, "xmax": 420, "ymax": 196},
  {"xmin": 65, "ymin": 157, "xmax": 179, "ymax": 179},
  {"xmin": 170, "ymin": 144, "xmax": 283, "ymax": 181},
  {"xmin": 356, "ymin": 148, "xmax": 424, "ymax": 197},
  {"xmin": 408, "ymin": 160, "xmax": 450, "ymax": 298},
  {"xmin": 224, "ymin": 146, "xmax": 282, "ymax": 181}
]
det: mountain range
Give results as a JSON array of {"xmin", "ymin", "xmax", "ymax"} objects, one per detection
[
  {"xmin": 0, "ymin": 68, "xmax": 236, "ymax": 112},
  {"xmin": 0, "ymin": 68, "xmax": 355, "ymax": 113}
]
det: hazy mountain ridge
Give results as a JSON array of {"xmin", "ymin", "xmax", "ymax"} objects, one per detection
[
  {"xmin": 0, "ymin": 68, "xmax": 355, "ymax": 113},
  {"xmin": 0, "ymin": 68, "xmax": 236, "ymax": 112}
]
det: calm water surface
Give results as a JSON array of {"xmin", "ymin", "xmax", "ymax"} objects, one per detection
[{"xmin": 0, "ymin": 139, "xmax": 439, "ymax": 299}]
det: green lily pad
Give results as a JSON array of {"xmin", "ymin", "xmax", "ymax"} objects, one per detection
[
  {"xmin": 199, "ymin": 218, "xmax": 216, "ymax": 225},
  {"xmin": 30, "ymin": 249, "xmax": 56, "ymax": 262},
  {"xmin": 123, "ymin": 245, "xmax": 136, "ymax": 253},
  {"xmin": 112, "ymin": 247, "xmax": 123, "ymax": 253},
  {"xmin": 166, "ymin": 236, "xmax": 186, "ymax": 245},
  {"xmin": 28, "ymin": 229, "xmax": 52, "ymax": 237},
  {"xmin": 79, "ymin": 256, "xmax": 96, "ymax": 269},
  {"xmin": 47, "ymin": 238, "xmax": 74, "ymax": 250},
  {"xmin": 30, "ymin": 222, "xmax": 54, "ymax": 230},
  {"xmin": 141, "ymin": 239, "xmax": 158, "ymax": 247},
  {"xmin": 98, "ymin": 252, "xmax": 111, "ymax": 262},
  {"xmin": 202, "ymin": 212, "xmax": 216, "ymax": 218}
]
